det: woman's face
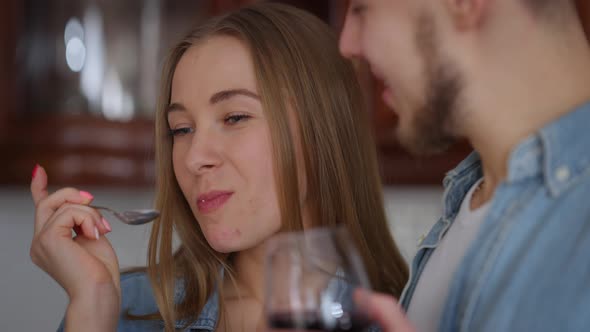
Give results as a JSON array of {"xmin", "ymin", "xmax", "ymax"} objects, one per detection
[{"xmin": 167, "ymin": 36, "xmax": 284, "ymax": 253}]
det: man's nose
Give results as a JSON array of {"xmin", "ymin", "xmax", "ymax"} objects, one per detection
[{"xmin": 339, "ymin": 14, "xmax": 362, "ymax": 59}]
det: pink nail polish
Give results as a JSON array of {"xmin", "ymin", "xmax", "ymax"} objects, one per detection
[
  {"xmin": 79, "ymin": 191, "xmax": 94, "ymax": 201},
  {"xmin": 94, "ymin": 227, "xmax": 99, "ymax": 240},
  {"xmin": 32, "ymin": 164, "xmax": 40, "ymax": 180},
  {"xmin": 102, "ymin": 218, "xmax": 112, "ymax": 232}
]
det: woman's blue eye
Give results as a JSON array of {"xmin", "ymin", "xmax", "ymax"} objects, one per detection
[
  {"xmin": 225, "ymin": 114, "xmax": 251, "ymax": 125},
  {"xmin": 168, "ymin": 127, "xmax": 194, "ymax": 137}
]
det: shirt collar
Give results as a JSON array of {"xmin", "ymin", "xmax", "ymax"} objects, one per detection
[
  {"xmin": 507, "ymin": 101, "xmax": 590, "ymax": 197},
  {"xmin": 442, "ymin": 151, "xmax": 483, "ymax": 219},
  {"xmin": 442, "ymin": 100, "xmax": 590, "ymax": 214}
]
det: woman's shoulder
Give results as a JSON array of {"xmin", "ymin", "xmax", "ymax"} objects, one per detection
[
  {"xmin": 118, "ymin": 271, "xmax": 219, "ymax": 331},
  {"xmin": 120, "ymin": 270, "xmax": 151, "ymax": 288},
  {"xmin": 119, "ymin": 270, "xmax": 159, "ymax": 315},
  {"xmin": 114, "ymin": 271, "xmax": 165, "ymax": 331}
]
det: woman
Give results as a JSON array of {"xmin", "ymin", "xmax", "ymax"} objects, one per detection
[{"xmin": 30, "ymin": 3, "xmax": 408, "ymax": 331}]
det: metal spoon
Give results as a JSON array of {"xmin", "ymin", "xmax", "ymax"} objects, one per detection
[{"xmin": 90, "ymin": 205, "xmax": 160, "ymax": 225}]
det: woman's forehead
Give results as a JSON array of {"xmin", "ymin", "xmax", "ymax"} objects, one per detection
[{"xmin": 171, "ymin": 36, "xmax": 259, "ymax": 101}]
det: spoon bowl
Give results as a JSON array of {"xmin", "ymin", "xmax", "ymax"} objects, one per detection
[{"xmin": 90, "ymin": 205, "xmax": 159, "ymax": 225}]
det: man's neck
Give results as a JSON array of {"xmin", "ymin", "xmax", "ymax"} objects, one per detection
[{"xmin": 462, "ymin": 29, "xmax": 590, "ymax": 204}]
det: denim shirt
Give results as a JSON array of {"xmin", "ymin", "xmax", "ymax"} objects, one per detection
[
  {"xmin": 57, "ymin": 271, "xmax": 219, "ymax": 331},
  {"xmin": 400, "ymin": 102, "xmax": 590, "ymax": 332},
  {"xmin": 57, "ymin": 270, "xmax": 380, "ymax": 331}
]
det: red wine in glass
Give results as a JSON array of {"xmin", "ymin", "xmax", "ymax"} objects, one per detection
[
  {"xmin": 265, "ymin": 227, "xmax": 374, "ymax": 332},
  {"xmin": 268, "ymin": 310, "xmax": 372, "ymax": 332}
]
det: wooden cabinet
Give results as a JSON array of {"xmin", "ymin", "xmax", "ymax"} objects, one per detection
[
  {"xmin": 1, "ymin": 1, "xmax": 588, "ymax": 187},
  {"xmin": 0, "ymin": 0, "xmax": 18, "ymax": 140},
  {"xmin": 0, "ymin": 1, "xmax": 214, "ymax": 187}
]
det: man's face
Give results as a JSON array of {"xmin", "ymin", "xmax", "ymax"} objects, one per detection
[{"xmin": 340, "ymin": 0, "xmax": 463, "ymax": 155}]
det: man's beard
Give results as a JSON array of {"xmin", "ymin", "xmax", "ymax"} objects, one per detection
[{"xmin": 397, "ymin": 13, "xmax": 463, "ymax": 156}]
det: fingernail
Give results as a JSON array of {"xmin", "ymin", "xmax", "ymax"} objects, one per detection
[
  {"xmin": 102, "ymin": 218, "xmax": 112, "ymax": 232},
  {"xmin": 32, "ymin": 164, "xmax": 40, "ymax": 180},
  {"xmin": 94, "ymin": 227, "xmax": 99, "ymax": 240},
  {"xmin": 79, "ymin": 191, "xmax": 94, "ymax": 201}
]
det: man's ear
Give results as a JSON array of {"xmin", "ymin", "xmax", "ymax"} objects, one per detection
[{"xmin": 444, "ymin": 0, "xmax": 490, "ymax": 30}]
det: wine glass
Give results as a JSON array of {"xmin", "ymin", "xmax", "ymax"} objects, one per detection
[{"xmin": 265, "ymin": 226, "xmax": 374, "ymax": 332}]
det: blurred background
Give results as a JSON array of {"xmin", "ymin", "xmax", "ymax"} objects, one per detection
[{"xmin": 0, "ymin": 0, "xmax": 588, "ymax": 330}]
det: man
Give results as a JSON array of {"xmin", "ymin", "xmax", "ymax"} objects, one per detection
[{"xmin": 340, "ymin": 1, "xmax": 590, "ymax": 331}]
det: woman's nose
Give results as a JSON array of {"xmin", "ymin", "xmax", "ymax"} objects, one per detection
[{"xmin": 184, "ymin": 130, "xmax": 222, "ymax": 175}]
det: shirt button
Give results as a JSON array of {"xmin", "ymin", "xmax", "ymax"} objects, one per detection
[{"xmin": 556, "ymin": 166, "xmax": 571, "ymax": 182}]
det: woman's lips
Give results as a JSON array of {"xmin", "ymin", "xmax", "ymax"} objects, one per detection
[{"xmin": 196, "ymin": 191, "xmax": 233, "ymax": 214}]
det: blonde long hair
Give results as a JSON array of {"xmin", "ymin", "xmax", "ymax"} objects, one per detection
[{"xmin": 149, "ymin": 3, "xmax": 408, "ymax": 330}]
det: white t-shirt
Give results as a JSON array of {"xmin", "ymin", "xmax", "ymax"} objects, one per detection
[{"xmin": 406, "ymin": 179, "xmax": 490, "ymax": 332}]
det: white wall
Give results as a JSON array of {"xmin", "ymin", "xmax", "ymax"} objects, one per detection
[{"xmin": 0, "ymin": 186, "xmax": 442, "ymax": 330}]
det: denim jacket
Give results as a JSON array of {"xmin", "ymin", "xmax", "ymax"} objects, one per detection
[
  {"xmin": 57, "ymin": 270, "xmax": 380, "ymax": 331},
  {"xmin": 57, "ymin": 271, "xmax": 219, "ymax": 331},
  {"xmin": 400, "ymin": 102, "xmax": 590, "ymax": 331}
]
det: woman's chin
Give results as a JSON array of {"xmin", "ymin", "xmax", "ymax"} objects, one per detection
[
  {"xmin": 209, "ymin": 244, "xmax": 235, "ymax": 254},
  {"xmin": 203, "ymin": 228, "xmax": 243, "ymax": 253}
]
